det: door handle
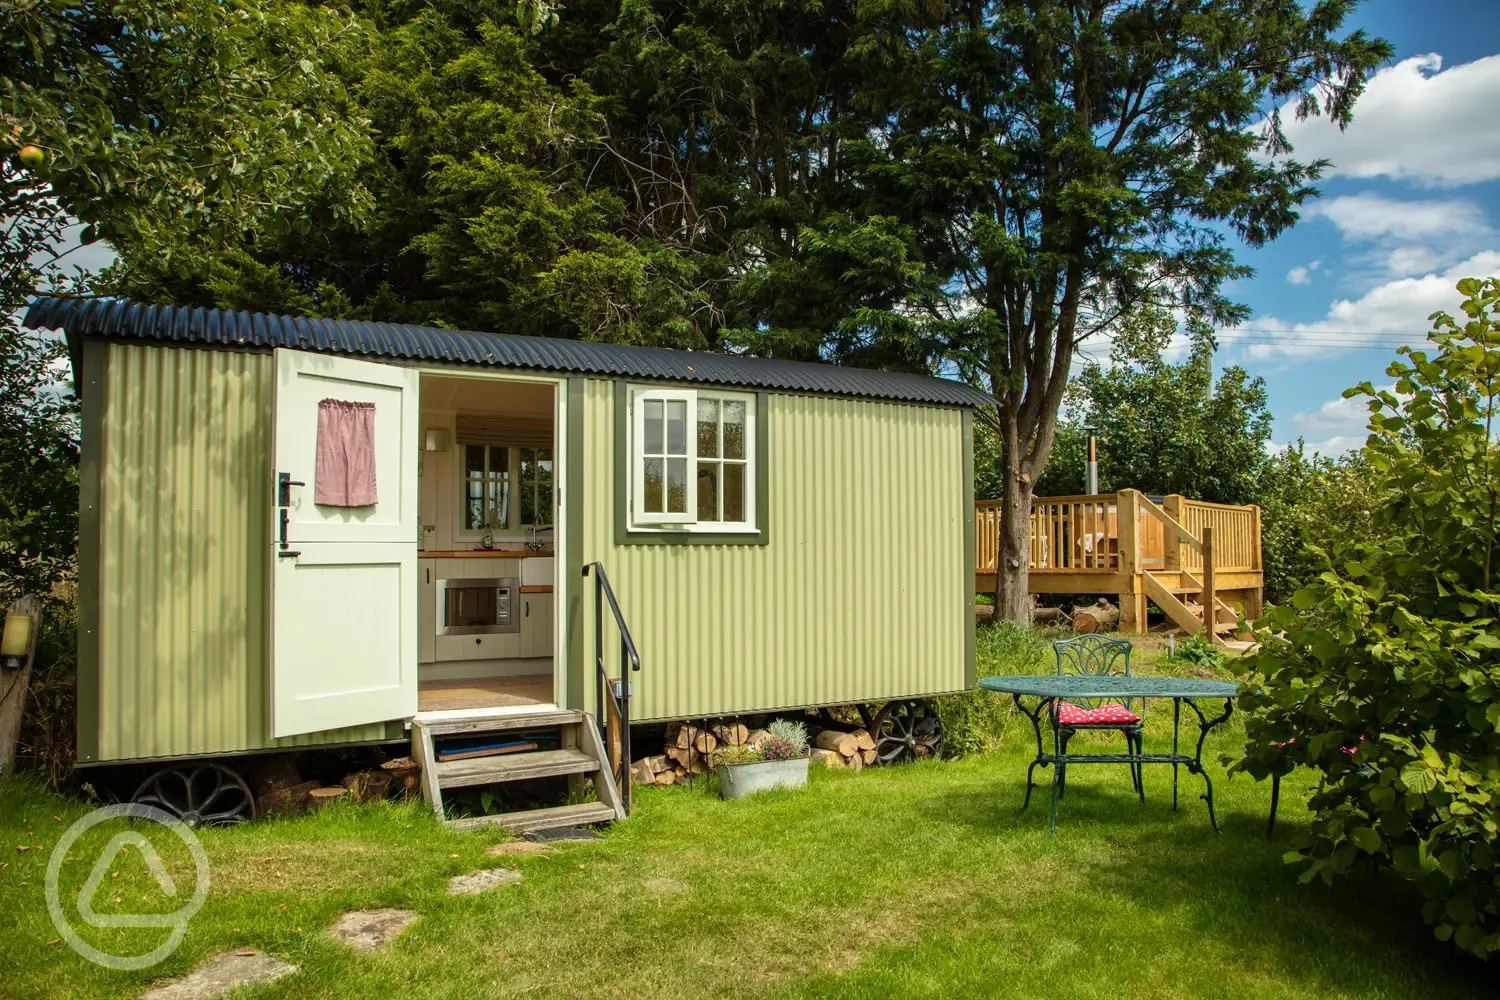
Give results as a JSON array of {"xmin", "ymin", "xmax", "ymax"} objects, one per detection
[
  {"xmin": 277, "ymin": 472, "xmax": 306, "ymax": 550},
  {"xmin": 277, "ymin": 472, "xmax": 306, "ymax": 507}
]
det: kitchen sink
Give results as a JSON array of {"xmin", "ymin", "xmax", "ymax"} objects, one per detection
[{"xmin": 520, "ymin": 556, "xmax": 554, "ymax": 587}]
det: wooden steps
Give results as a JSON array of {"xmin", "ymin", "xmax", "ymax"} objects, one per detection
[
  {"xmin": 437, "ymin": 749, "xmax": 599, "ymax": 790},
  {"xmin": 448, "ymin": 802, "xmax": 618, "ymax": 835},
  {"xmin": 411, "ymin": 709, "xmax": 622, "ymax": 834},
  {"xmin": 420, "ymin": 709, "xmax": 584, "ymax": 737},
  {"xmin": 1144, "ymin": 571, "xmax": 1244, "ymax": 646}
]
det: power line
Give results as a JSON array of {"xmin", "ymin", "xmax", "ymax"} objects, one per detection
[{"xmin": 1212, "ymin": 329, "xmax": 1434, "ymax": 341}]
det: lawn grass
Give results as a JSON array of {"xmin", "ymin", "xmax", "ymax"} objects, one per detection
[{"xmin": 0, "ymin": 632, "xmax": 1490, "ymax": 999}]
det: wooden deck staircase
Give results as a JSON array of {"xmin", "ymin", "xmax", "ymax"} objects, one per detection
[
  {"xmin": 1142, "ymin": 571, "xmax": 1241, "ymax": 638},
  {"xmin": 410, "ymin": 709, "xmax": 625, "ymax": 834}
]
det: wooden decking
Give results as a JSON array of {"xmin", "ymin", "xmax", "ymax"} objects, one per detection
[
  {"xmin": 417, "ymin": 675, "xmax": 553, "ymax": 713},
  {"xmin": 975, "ymin": 489, "xmax": 1263, "ymax": 644}
]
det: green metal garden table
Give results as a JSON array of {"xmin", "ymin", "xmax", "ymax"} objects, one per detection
[{"xmin": 978, "ymin": 674, "xmax": 1242, "ymax": 836}]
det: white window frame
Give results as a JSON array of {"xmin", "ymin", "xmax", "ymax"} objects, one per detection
[
  {"xmin": 629, "ymin": 386, "xmax": 757, "ymax": 533},
  {"xmin": 458, "ymin": 441, "xmax": 511, "ymax": 534}
]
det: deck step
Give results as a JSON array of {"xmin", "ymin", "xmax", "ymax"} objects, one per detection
[
  {"xmin": 419, "ymin": 709, "xmax": 582, "ymax": 737},
  {"xmin": 437, "ymin": 749, "xmax": 599, "ymax": 790},
  {"xmin": 447, "ymin": 801, "xmax": 618, "ymax": 835}
]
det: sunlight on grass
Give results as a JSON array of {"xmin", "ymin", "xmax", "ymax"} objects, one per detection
[{"xmin": 0, "ymin": 626, "xmax": 1486, "ymax": 998}]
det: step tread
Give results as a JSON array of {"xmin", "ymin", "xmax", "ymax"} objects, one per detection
[
  {"xmin": 437, "ymin": 748, "xmax": 599, "ymax": 789},
  {"xmin": 446, "ymin": 801, "xmax": 617, "ymax": 834},
  {"xmin": 417, "ymin": 709, "xmax": 583, "ymax": 737}
]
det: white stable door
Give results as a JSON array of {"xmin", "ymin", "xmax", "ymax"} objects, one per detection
[{"xmin": 271, "ymin": 349, "xmax": 419, "ymax": 738}]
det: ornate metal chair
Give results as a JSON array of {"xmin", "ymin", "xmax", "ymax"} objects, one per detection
[{"xmin": 1052, "ymin": 635, "xmax": 1144, "ymax": 802}]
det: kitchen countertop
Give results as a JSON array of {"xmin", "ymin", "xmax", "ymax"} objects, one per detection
[{"xmin": 421, "ymin": 549, "xmax": 553, "ymax": 558}]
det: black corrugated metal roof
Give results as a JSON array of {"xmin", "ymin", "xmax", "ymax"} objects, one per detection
[{"xmin": 24, "ymin": 296, "xmax": 994, "ymax": 408}]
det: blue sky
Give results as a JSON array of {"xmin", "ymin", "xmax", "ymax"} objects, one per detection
[{"xmin": 1200, "ymin": 0, "xmax": 1500, "ymax": 454}]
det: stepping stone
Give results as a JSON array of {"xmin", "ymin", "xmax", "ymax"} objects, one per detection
[
  {"xmin": 526, "ymin": 827, "xmax": 603, "ymax": 843},
  {"xmin": 138, "ymin": 951, "xmax": 296, "ymax": 1000},
  {"xmin": 328, "ymin": 908, "xmax": 420, "ymax": 952},
  {"xmin": 447, "ymin": 868, "xmax": 524, "ymax": 896},
  {"xmin": 486, "ymin": 841, "xmax": 557, "ymax": 857}
]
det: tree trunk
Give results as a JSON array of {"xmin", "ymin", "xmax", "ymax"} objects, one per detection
[{"xmin": 993, "ymin": 476, "xmax": 1036, "ymax": 624}]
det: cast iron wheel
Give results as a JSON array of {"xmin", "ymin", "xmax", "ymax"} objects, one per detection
[
  {"xmin": 871, "ymin": 700, "xmax": 945, "ymax": 765},
  {"xmin": 132, "ymin": 763, "xmax": 256, "ymax": 828}
]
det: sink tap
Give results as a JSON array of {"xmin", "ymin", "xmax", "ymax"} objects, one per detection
[{"xmin": 526, "ymin": 524, "xmax": 553, "ymax": 552}]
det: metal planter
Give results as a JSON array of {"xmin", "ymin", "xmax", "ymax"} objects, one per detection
[{"xmin": 715, "ymin": 757, "xmax": 810, "ymax": 800}]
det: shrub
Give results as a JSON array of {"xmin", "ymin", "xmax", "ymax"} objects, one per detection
[
  {"xmin": 1234, "ymin": 278, "xmax": 1500, "ymax": 959},
  {"xmin": 761, "ymin": 719, "xmax": 809, "ymax": 760},
  {"xmin": 1165, "ymin": 634, "xmax": 1222, "ymax": 671}
]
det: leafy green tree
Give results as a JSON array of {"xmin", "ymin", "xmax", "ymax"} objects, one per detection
[
  {"xmin": 1073, "ymin": 337, "xmax": 1273, "ymax": 504},
  {"xmin": 842, "ymin": 0, "xmax": 1390, "ymax": 621},
  {"xmin": 1236, "ymin": 278, "xmax": 1500, "ymax": 958},
  {"xmin": 131, "ymin": 1, "xmax": 714, "ymax": 344},
  {"xmin": 1253, "ymin": 443, "xmax": 1378, "ymax": 602},
  {"xmin": 554, "ymin": 0, "xmax": 936, "ymax": 362},
  {"xmin": 3, "ymin": 0, "xmax": 373, "ymax": 280}
]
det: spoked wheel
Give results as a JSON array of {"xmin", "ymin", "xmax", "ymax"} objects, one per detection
[
  {"xmin": 871, "ymin": 699, "xmax": 945, "ymax": 765},
  {"xmin": 132, "ymin": 763, "xmax": 256, "ymax": 828}
]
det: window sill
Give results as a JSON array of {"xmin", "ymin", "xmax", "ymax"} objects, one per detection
[{"xmin": 618, "ymin": 524, "xmax": 766, "ymax": 546}]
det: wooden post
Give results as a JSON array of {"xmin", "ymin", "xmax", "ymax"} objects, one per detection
[
  {"xmin": 1163, "ymin": 495, "xmax": 1184, "ymax": 572},
  {"xmin": 1116, "ymin": 490, "xmax": 1146, "ymax": 633},
  {"xmin": 606, "ymin": 695, "xmax": 623, "ymax": 775},
  {"xmin": 1201, "ymin": 526, "xmax": 1216, "ymax": 636},
  {"xmin": 0, "ymin": 595, "xmax": 43, "ymax": 776}
]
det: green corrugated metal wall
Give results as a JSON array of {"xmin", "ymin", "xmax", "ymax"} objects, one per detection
[
  {"xmin": 86, "ymin": 342, "xmax": 389, "ymax": 763},
  {"xmin": 83, "ymin": 342, "xmax": 969, "ymax": 761},
  {"xmin": 580, "ymin": 381, "xmax": 970, "ymax": 722}
]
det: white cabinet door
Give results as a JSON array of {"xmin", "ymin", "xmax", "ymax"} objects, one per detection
[
  {"xmin": 418, "ymin": 559, "xmax": 436, "ymax": 664},
  {"xmin": 271, "ymin": 349, "xmax": 419, "ymax": 738},
  {"xmin": 521, "ymin": 592, "xmax": 553, "ymax": 657}
]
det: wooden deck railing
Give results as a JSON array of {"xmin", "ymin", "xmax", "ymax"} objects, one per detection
[
  {"xmin": 974, "ymin": 491, "xmax": 1261, "ymax": 578},
  {"xmin": 1178, "ymin": 500, "xmax": 1261, "ymax": 572}
]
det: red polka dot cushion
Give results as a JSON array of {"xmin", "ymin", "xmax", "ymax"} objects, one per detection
[{"xmin": 1056, "ymin": 701, "xmax": 1140, "ymax": 726}]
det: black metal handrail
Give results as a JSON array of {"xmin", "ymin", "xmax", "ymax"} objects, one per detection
[{"xmin": 582, "ymin": 562, "xmax": 640, "ymax": 814}]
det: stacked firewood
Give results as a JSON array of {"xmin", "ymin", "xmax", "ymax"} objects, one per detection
[
  {"xmin": 632, "ymin": 722, "xmax": 753, "ymax": 785},
  {"xmin": 631, "ymin": 720, "xmax": 879, "ymax": 784},
  {"xmin": 809, "ymin": 728, "xmax": 877, "ymax": 771}
]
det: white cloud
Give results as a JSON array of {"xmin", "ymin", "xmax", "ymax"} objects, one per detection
[
  {"xmin": 1384, "ymin": 246, "xmax": 1444, "ymax": 277},
  {"xmin": 1309, "ymin": 192, "xmax": 1490, "ymax": 243},
  {"xmin": 1227, "ymin": 251, "xmax": 1500, "ymax": 360},
  {"xmin": 1279, "ymin": 383, "xmax": 1399, "ymax": 456},
  {"xmin": 1272, "ymin": 54, "xmax": 1500, "ymax": 187},
  {"xmin": 1287, "ymin": 266, "xmax": 1311, "ymax": 285}
]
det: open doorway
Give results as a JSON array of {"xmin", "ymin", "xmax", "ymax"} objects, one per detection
[{"xmin": 415, "ymin": 372, "xmax": 561, "ymax": 716}]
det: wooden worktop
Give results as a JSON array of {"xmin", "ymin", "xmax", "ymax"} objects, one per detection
[
  {"xmin": 519, "ymin": 585, "xmax": 553, "ymax": 593},
  {"xmin": 421, "ymin": 549, "xmax": 553, "ymax": 558}
]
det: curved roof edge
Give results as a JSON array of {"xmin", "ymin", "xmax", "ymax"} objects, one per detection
[{"xmin": 24, "ymin": 296, "xmax": 995, "ymax": 409}]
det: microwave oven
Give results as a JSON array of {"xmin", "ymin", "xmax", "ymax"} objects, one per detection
[{"xmin": 436, "ymin": 577, "xmax": 520, "ymax": 635}]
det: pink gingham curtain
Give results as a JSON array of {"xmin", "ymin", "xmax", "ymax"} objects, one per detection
[{"xmin": 314, "ymin": 399, "xmax": 377, "ymax": 506}]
